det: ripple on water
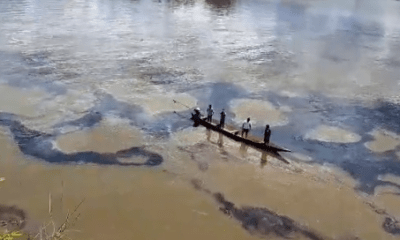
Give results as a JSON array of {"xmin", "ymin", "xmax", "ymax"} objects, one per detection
[
  {"xmin": 377, "ymin": 174, "xmax": 400, "ymax": 187},
  {"xmin": 172, "ymin": 127, "xmax": 206, "ymax": 146},
  {"xmin": 55, "ymin": 117, "xmax": 144, "ymax": 153},
  {"xmin": 42, "ymin": 90, "xmax": 96, "ymax": 112},
  {"xmin": 375, "ymin": 174, "xmax": 400, "ymax": 219},
  {"xmin": 365, "ymin": 129, "xmax": 400, "ymax": 154},
  {"xmin": 0, "ymin": 84, "xmax": 47, "ymax": 117},
  {"xmin": 33, "ymin": 89, "xmax": 98, "ymax": 130},
  {"xmin": 137, "ymin": 93, "xmax": 197, "ymax": 115},
  {"xmin": 229, "ymin": 99, "xmax": 290, "ymax": 127},
  {"xmin": 304, "ymin": 125, "xmax": 361, "ymax": 143},
  {"xmin": 202, "ymin": 163, "xmax": 391, "ymax": 240},
  {"xmin": 98, "ymin": 80, "xmax": 198, "ymax": 115}
]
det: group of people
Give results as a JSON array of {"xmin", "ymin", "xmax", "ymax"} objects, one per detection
[
  {"xmin": 193, "ymin": 105, "xmax": 226, "ymax": 127},
  {"xmin": 205, "ymin": 105, "xmax": 226, "ymax": 127},
  {"xmin": 193, "ymin": 105, "xmax": 227, "ymax": 127},
  {"xmin": 240, "ymin": 118, "xmax": 271, "ymax": 144},
  {"xmin": 193, "ymin": 105, "xmax": 272, "ymax": 144}
]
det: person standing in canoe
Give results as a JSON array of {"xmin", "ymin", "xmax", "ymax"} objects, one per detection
[
  {"xmin": 207, "ymin": 105, "xmax": 214, "ymax": 122},
  {"xmin": 219, "ymin": 109, "xmax": 226, "ymax": 128},
  {"xmin": 264, "ymin": 124, "xmax": 271, "ymax": 144},
  {"xmin": 241, "ymin": 118, "xmax": 251, "ymax": 138}
]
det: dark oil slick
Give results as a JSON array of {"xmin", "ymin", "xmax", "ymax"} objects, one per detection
[
  {"xmin": 0, "ymin": 205, "xmax": 26, "ymax": 232},
  {"xmin": 191, "ymin": 179, "xmax": 361, "ymax": 240},
  {"xmin": 0, "ymin": 112, "xmax": 163, "ymax": 167}
]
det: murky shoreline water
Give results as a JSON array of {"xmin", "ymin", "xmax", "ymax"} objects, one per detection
[{"xmin": 1, "ymin": 0, "xmax": 400, "ymax": 239}]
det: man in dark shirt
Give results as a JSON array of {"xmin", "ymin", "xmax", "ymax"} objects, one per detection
[
  {"xmin": 219, "ymin": 109, "xmax": 226, "ymax": 128},
  {"xmin": 264, "ymin": 124, "xmax": 271, "ymax": 144}
]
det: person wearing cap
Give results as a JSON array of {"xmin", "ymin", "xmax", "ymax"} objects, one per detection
[
  {"xmin": 241, "ymin": 118, "xmax": 251, "ymax": 138},
  {"xmin": 264, "ymin": 124, "xmax": 271, "ymax": 144},
  {"xmin": 206, "ymin": 105, "xmax": 214, "ymax": 122},
  {"xmin": 219, "ymin": 109, "xmax": 226, "ymax": 128}
]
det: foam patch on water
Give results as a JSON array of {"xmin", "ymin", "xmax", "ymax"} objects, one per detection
[
  {"xmin": 304, "ymin": 125, "xmax": 361, "ymax": 143},
  {"xmin": 279, "ymin": 90, "xmax": 306, "ymax": 98},
  {"xmin": 229, "ymin": 99, "xmax": 289, "ymax": 127},
  {"xmin": 284, "ymin": 152, "xmax": 313, "ymax": 162},
  {"xmin": 365, "ymin": 129, "xmax": 400, "ymax": 153},
  {"xmin": 55, "ymin": 117, "xmax": 145, "ymax": 153}
]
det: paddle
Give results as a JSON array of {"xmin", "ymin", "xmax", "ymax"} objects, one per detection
[
  {"xmin": 173, "ymin": 111, "xmax": 189, "ymax": 119},
  {"xmin": 172, "ymin": 99, "xmax": 192, "ymax": 110}
]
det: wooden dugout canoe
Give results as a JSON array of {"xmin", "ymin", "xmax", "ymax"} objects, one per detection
[{"xmin": 190, "ymin": 114, "xmax": 291, "ymax": 153}]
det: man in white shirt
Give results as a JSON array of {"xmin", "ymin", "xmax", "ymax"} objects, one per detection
[{"xmin": 241, "ymin": 118, "xmax": 251, "ymax": 138}]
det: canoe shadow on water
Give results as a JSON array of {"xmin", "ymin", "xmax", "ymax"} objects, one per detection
[{"xmin": 0, "ymin": 113, "xmax": 163, "ymax": 167}]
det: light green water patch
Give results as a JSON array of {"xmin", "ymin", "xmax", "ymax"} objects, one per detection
[
  {"xmin": 54, "ymin": 117, "xmax": 145, "ymax": 154},
  {"xmin": 18, "ymin": 89, "xmax": 99, "ymax": 133},
  {"xmin": 365, "ymin": 129, "xmax": 400, "ymax": 153},
  {"xmin": 137, "ymin": 93, "xmax": 197, "ymax": 115},
  {"xmin": 100, "ymin": 79, "xmax": 198, "ymax": 115},
  {"xmin": 304, "ymin": 125, "xmax": 361, "ymax": 143},
  {"xmin": 229, "ymin": 99, "xmax": 290, "ymax": 127}
]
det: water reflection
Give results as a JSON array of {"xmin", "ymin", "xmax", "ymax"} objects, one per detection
[
  {"xmin": 276, "ymin": 2, "xmax": 307, "ymax": 31},
  {"xmin": 205, "ymin": 0, "xmax": 235, "ymax": 9},
  {"xmin": 206, "ymin": 128, "xmax": 211, "ymax": 141},
  {"xmin": 164, "ymin": 0, "xmax": 196, "ymax": 8},
  {"xmin": 239, "ymin": 142, "xmax": 248, "ymax": 156},
  {"xmin": 217, "ymin": 132, "xmax": 224, "ymax": 147},
  {"xmin": 261, "ymin": 151, "xmax": 268, "ymax": 168}
]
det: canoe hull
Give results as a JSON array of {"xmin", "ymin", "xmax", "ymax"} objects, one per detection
[{"xmin": 190, "ymin": 114, "xmax": 291, "ymax": 153}]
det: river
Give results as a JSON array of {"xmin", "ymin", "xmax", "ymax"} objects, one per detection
[{"xmin": 1, "ymin": 0, "xmax": 400, "ymax": 239}]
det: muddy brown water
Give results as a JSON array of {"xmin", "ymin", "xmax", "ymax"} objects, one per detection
[
  {"xmin": 1, "ymin": 0, "xmax": 400, "ymax": 239},
  {"xmin": 0, "ymin": 120, "xmax": 399, "ymax": 240}
]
